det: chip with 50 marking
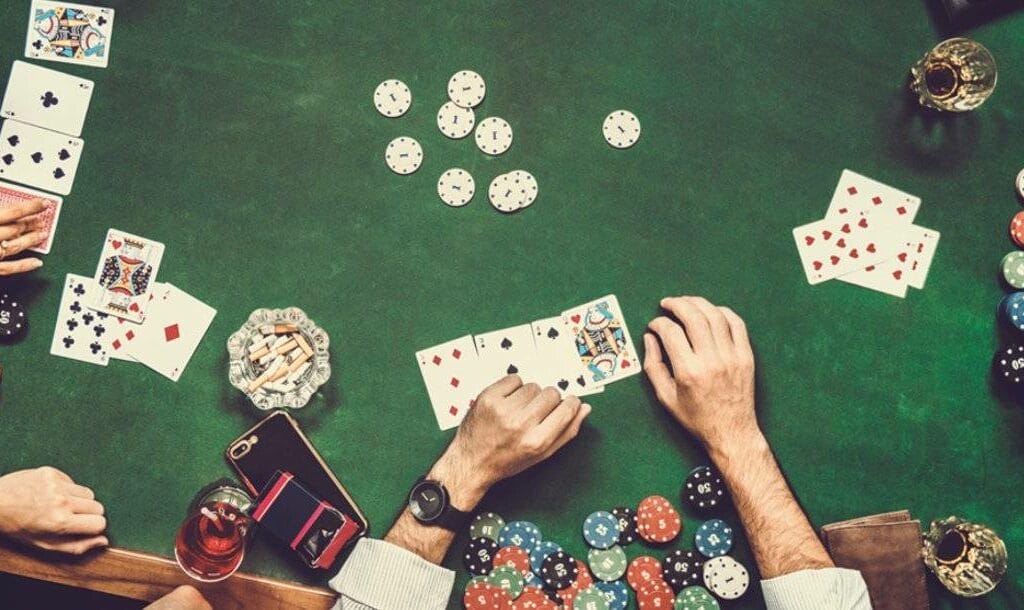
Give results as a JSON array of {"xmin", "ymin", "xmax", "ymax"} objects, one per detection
[
  {"xmin": 531, "ymin": 540, "xmax": 562, "ymax": 574},
  {"xmin": 0, "ymin": 292, "xmax": 26, "ymax": 340},
  {"xmin": 436, "ymin": 101, "xmax": 475, "ymax": 139},
  {"xmin": 373, "ymin": 79, "xmax": 411, "ymax": 117},
  {"xmin": 662, "ymin": 549, "xmax": 703, "ymax": 591},
  {"xmin": 684, "ymin": 466, "xmax": 726, "ymax": 511},
  {"xmin": 602, "ymin": 109, "xmax": 641, "ymax": 149},
  {"xmin": 611, "ymin": 507, "xmax": 638, "ymax": 545},
  {"xmin": 464, "ymin": 536, "xmax": 499, "ymax": 575},
  {"xmin": 437, "ymin": 168, "xmax": 475, "ymax": 207},
  {"xmin": 384, "ymin": 137, "xmax": 422, "ymax": 175},
  {"xmin": 541, "ymin": 551, "xmax": 578, "ymax": 591},
  {"xmin": 476, "ymin": 116, "xmax": 513, "ymax": 155}
]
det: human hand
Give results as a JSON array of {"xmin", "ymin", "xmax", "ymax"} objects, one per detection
[
  {"xmin": 644, "ymin": 296, "xmax": 759, "ymax": 455},
  {"xmin": 432, "ymin": 376, "xmax": 592, "ymax": 509},
  {"xmin": 0, "ymin": 198, "xmax": 50, "ymax": 276},
  {"xmin": 144, "ymin": 586, "xmax": 212, "ymax": 610},
  {"xmin": 0, "ymin": 467, "xmax": 107, "ymax": 555}
]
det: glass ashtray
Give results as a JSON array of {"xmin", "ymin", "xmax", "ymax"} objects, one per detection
[{"xmin": 227, "ymin": 307, "xmax": 330, "ymax": 410}]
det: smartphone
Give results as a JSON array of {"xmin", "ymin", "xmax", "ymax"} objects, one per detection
[{"xmin": 225, "ymin": 411, "xmax": 369, "ymax": 536}]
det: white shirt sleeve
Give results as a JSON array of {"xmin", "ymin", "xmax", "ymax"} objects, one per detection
[
  {"xmin": 761, "ymin": 568, "xmax": 873, "ymax": 610},
  {"xmin": 328, "ymin": 538, "xmax": 455, "ymax": 610}
]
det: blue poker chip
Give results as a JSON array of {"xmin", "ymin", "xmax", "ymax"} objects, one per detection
[
  {"xmin": 530, "ymin": 540, "xmax": 562, "ymax": 574},
  {"xmin": 582, "ymin": 511, "xmax": 621, "ymax": 549},
  {"xmin": 594, "ymin": 580, "xmax": 630, "ymax": 610},
  {"xmin": 695, "ymin": 519, "xmax": 734, "ymax": 558},
  {"xmin": 498, "ymin": 520, "xmax": 541, "ymax": 549},
  {"xmin": 524, "ymin": 571, "xmax": 544, "ymax": 588},
  {"xmin": 1000, "ymin": 292, "xmax": 1024, "ymax": 331}
]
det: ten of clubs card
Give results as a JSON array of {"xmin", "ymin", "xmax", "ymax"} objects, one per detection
[
  {"xmin": 25, "ymin": 1, "xmax": 115, "ymax": 69},
  {"xmin": 90, "ymin": 228, "xmax": 164, "ymax": 323}
]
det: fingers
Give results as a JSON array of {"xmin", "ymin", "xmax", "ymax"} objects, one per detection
[
  {"xmin": 720, "ymin": 306, "xmax": 752, "ymax": 357},
  {"xmin": 509, "ymin": 382, "xmax": 542, "ymax": 406},
  {"xmin": 0, "ymin": 258, "xmax": 43, "ymax": 275},
  {"xmin": 480, "ymin": 374, "xmax": 523, "ymax": 400},
  {"xmin": 0, "ymin": 217, "xmax": 42, "ymax": 241},
  {"xmin": 686, "ymin": 297, "xmax": 734, "ymax": 355},
  {"xmin": 643, "ymin": 333, "xmax": 678, "ymax": 407},
  {"xmin": 0, "ymin": 198, "xmax": 48, "ymax": 224},
  {"xmin": 39, "ymin": 466, "xmax": 72, "ymax": 483},
  {"xmin": 1, "ymin": 230, "xmax": 47, "ymax": 257},
  {"xmin": 41, "ymin": 535, "xmax": 108, "ymax": 556},
  {"xmin": 647, "ymin": 316, "xmax": 694, "ymax": 373},
  {"xmin": 69, "ymin": 496, "xmax": 105, "ymax": 515},
  {"xmin": 659, "ymin": 297, "xmax": 716, "ymax": 353},
  {"xmin": 524, "ymin": 386, "xmax": 562, "ymax": 423},
  {"xmin": 543, "ymin": 401, "xmax": 591, "ymax": 458},
  {"xmin": 62, "ymin": 513, "xmax": 107, "ymax": 536},
  {"xmin": 533, "ymin": 395, "xmax": 582, "ymax": 446}
]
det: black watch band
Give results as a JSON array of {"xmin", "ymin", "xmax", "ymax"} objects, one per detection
[{"xmin": 408, "ymin": 477, "xmax": 473, "ymax": 532}]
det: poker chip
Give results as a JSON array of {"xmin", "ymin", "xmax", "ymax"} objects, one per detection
[
  {"xmin": 487, "ymin": 565, "xmax": 526, "ymax": 599},
  {"xmin": 999, "ymin": 292, "xmax": 1024, "ymax": 331},
  {"xmin": 511, "ymin": 586, "xmax": 558, "ymax": 610},
  {"xmin": 587, "ymin": 546, "xmax": 628, "ymax": 582},
  {"xmin": 593, "ymin": 581, "xmax": 630, "ymax": 610},
  {"xmin": 662, "ymin": 550, "xmax": 703, "ymax": 592},
  {"xmin": 694, "ymin": 519, "xmax": 733, "ymax": 558},
  {"xmin": 384, "ymin": 137, "xmax": 423, "ymax": 175},
  {"xmin": 524, "ymin": 571, "xmax": 543, "ymax": 589},
  {"xmin": 1010, "ymin": 211, "xmax": 1024, "ymax": 248},
  {"xmin": 636, "ymin": 579, "xmax": 675, "ymax": 609},
  {"xmin": 476, "ymin": 117, "xmax": 513, "ymax": 155},
  {"xmin": 540, "ymin": 551, "xmax": 578, "ymax": 591},
  {"xmin": 1016, "ymin": 167, "xmax": 1024, "ymax": 202},
  {"xmin": 437, "ymin": 168, "xmax": 476, "ymax": 207},
  {"xmin": 637, "ymin": 496, "xmax": 682, "ymax": 544},
  {"xmin": 464, "ymin": 580, "xmax": 513, "ymax": 610},
  {"xmin": 373, "ymin": 79, "xmax": 411, "ymax": 117},
  {"xmin": 626, "ymin": 556, "xmax": 663, "ymax": 591},
  {"xmin": 0, "ymin": 292, "xmax": 27, "ymax": 340},
  {"xmin": 611, "ymin": 507, "xmax": 638, "ymax": 545},
  {"xmin": 465, "ymin": 536, "xmax": 500, "ymax": 575},
  {"xmin": 674, "ymin": 586, "xmax": 720, "ymax": 610},
  {"xmin": 508, "ymin": 170, "xmax": 538, "ymax": 209},
  {"xmin": 498, "ymin": 521, "xmax": 541, "ymax": 549},
  {"xmin": 573, "ymin": 586, "xmax": 610, "ymax": 610},
  {"xmin": 489, "ymin": 173, "xmax": 526, "ymax": 213},
  {"xmin": 558, "ymin": 565, "xmax": 595, "ymax": 607},
  {"xmin": 583, "ymin": 511, "xmax": 621, "ymax": 549},
  {"xmin": 602, "ymin": 110, "xmax": 641, "ymax": 149},
  {"xmin": 1002, "ymin": 251, "xmax": 1024, "ymax": 289},
  {"xmin": 683, "ymin": 466, "xmax": 726, "ymax": 512},
  {"xmin": 448, "ymin": 70, "xmax": 486, "ymax": 108},
  {"xmin": 471, "ymin": 512, "xmax": 507, "ymax": 541},
  {"xmin": 494, "ymin": 545, "xmax": 532, "ymax": 578},
  {"xmin": 701, "ymin": 556, "xmax": 749, "ymax": 600},
  {"xmin": 436, "ymin": 101, "xmax": 475, "ymax": 139},
  {"xmin": 530, "ymin": 540, "xmax": 562, "ymax": 574},
  {"xmin": 992, "ymin": 344, "xmax": 1024, "ymax": 388}
]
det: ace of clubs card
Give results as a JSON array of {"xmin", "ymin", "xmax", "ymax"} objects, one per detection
[
  {"xmin": 416, "ymin": 335, "xmax": 484, "ymax": 430},
  {"xmin": 1, "ymin": 61, "xmax": 94, "ymax": 137},
  {"xmin": 125, "ymin": 284, "xmax": 216, "ymax": 381},
  {"xmin": 90, "ymin": 228, "xmax": 164, "ymax": 322},
  {"xmin": 50, "ymin": 273, "xmax": 110, "ymax": 365},
  {"xmin": 530, "ymin": 316, "xmax": 604, "ymax": 397},
  {"xmin": 562, "ymin": 295, "xmax": 641, "ymax": 387},
  {"xmin": 25, "ymin": 1, "xmax": 115, "ymax": 69},
  {"xmin": 474, "ymin": 324, "xmax": 538, "ymax": 386}
]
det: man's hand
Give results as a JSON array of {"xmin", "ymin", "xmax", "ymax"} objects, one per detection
[
  {"xmin": 644, "ymin": 296, "xmax": 759, "ymax": 454},
  {"xmin": 144, "ymin": 586, "xmax": 212, "ymax": 610},
  {"xmin": 0, "ymin": 467, "xmax": 108, "ymax": 555},
  {"xmin": 0, "ymin": 198, "xmax": 49, "ymax": 276}
]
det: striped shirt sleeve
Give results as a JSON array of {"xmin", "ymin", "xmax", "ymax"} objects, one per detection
[
  {"xmin": 329, "ymin": 538, "xmax": 455, "ymax": 610},
  {"xmin": 761, "ymin": 568, "xmax": 873, "ymax": 610}
]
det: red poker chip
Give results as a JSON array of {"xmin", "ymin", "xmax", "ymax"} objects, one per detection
[
  {"xmin": 493, "ymin": 546, "xmax": 531, "ymax": 578},
  {"xmin": 637, "ymin": 497, "xmax": 682, "ymax": 543},
  {"xmin": 511, "ymin": 586, "xmax": 558, "ymax": 610},
  {"xmin": 464, "ymin": 582, "xmax": 512, "ymax": 610},
  {"xmin": 636, "ymin": 580, "xmax": 675, "ymax": 609},
  {"xmin": 1011, "ymin": 211, "xmax": 1024, "ymax": 248},
  {"xmin": 574, "ymin": 563, "xmax": 594, "ymax": 589},
  {"xmin": 627, "ymin": 556, "xmax": 663, "ymax": 591}
]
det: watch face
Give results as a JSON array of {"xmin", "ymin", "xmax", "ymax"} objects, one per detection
[{"xmin": 409, "ymin": 480, "xmax": 445, "ymax": 522}]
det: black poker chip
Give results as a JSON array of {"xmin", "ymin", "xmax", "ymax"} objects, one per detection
[
  {"xmin": 684, "ymin": 465, "xmax": 726, "ymax": 512},
  {"xmin": 993, "ymin": 344, "xmax": 1024, "ymax": 390},
  {"xmin": 0, "ymin": 292, "xmax": 26, "ymax": 341},
  {"xmin": 662, "ymin": 549, "xmax": 703, "ymax": 592},
  {"xmin": 540, "ymin": 550, "xmax": 578, "ymax": 591},
  {"xmin": 611, "ymin": 506, "xmax": 638, "ymax": 545},
  {"xmin": 463, "ymin": 536, "xmax": 498, "ymax": 575}
]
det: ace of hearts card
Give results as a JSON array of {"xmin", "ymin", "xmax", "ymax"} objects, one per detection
[
  {"xmin": 90, "ymin": 228, "xmax": 164, "ymax": 322},
  {"xmin": 561, "ymin": 295, "xmax": 641, "ymax": 387},
  {"xmin": 25, "ymin": 1, "xmax": 115, "ymax": 69}
]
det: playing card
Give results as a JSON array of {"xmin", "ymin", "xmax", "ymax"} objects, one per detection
[
  {"xmin": 416, "ymin": 335, "xmax": 485, "ymax": 430},
  {"xmin": 0, "ymin": 181, "xmax": 61, "ymax": 254},
  {"xmin": 106, "ymin": 282, "xmax": 168, "ymax": 361},
  {"xmin": 792, "ymin": 213, "xmax": 903, "ymax": 285},
  {"xmin": 826, "ymin": 169, "xmax": 920, "ymax": 224},
  {"xmin": 1, "ymin": 61, "xmax": 94, "ymax": 137},
  {"xmin": 903, "ymin": 226, "xmax": 940, "ymax": 289},
  {"xmin": 838, "ymin": 225, "xmax": 940, "ymax": 296},
  {"xmin": 561, "ymin": 295, "xmax": 641, "ymax": 387},
  {"xmin": 474, "ymin": 324, "xmax": 538, "ymax": 386},
  {"xmin": 530, "ymin": 316, "xmax": 604, "ymax": 397},
  {"xmin": 25, "ymin": 1, "xmax": 115, "ymax": 69},
  {"xmin": 90, "ymin": 228, "xmax": 164, "ymax": 322},
  {"xmin": 0, "ymin": 119, "xmax": 84, "ymax": 195},
  {"xmin": 125, "ymin": 284, "xmax": 216, "ymax": 381},
  {"xmin": 50, "ymin": 273, "xmax": 110, "ymax": 365}
]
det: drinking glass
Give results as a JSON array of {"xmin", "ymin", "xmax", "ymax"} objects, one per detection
[
  {"xmin": 910, "ymin": 38, "xmax": 997, "ymax": 112},
  {"xmin": 174, "ymin": 484, "xmax": 253, "ymax": 582}
]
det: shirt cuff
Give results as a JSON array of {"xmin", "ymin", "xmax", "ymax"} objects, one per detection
[
  {"xmin": 329, "ymin": 538, "xmax": 455, "ymax": 610},
  {"xmin": 761, "ymin": 568, "xmax": 873, "ymax": 610}
]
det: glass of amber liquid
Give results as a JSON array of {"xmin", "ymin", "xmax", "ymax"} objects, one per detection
[
  {"xmin": 174, "ymin": 484, "xmax": 253, "ymax": 582},
  {"xmin": 910, "ymin": 38, "xmax": 997, "ymax": 112},
  {"xmin": 922, "ymin": 516, "xmax": 1007, "ymax": 597}
]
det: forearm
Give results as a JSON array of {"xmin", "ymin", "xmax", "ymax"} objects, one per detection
[{"xmin": 709, "ymin": 429, "xmax": 833, "ymax": 579}]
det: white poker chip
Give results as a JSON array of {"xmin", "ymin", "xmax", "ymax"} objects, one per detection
[
  {"xmin": 436, "ymin": 101, "xmax": 475, "ymax": 139},
  {"xmin": 384, "ymin": 137, "xmax": 423, "ymax": 175},
  {"xmin": 488, "ymin": 173, "xmax": 525, "ymax": 213},
  {"xmin": 373, "ymin": 79, "xmax": 411, "ymax": 117},
  {"xmin": 508, "ymin": 170, "xmax": 538, "ymax": 208},
  {"xmin": 475, "ymin": 117, "xmax": 513, "ymax": 156},
  {"xmin": 602, "ymin": 109, "xmax": 641, "ymax": 149},
  {"xmin": 447, "ymin": 70, "xmax": 486, "ymax": 108},
  {"xmin": 702, "ymin": 555, "xmax": 749, "ymax": 600},
  {"xmin": 437, "ymin": 168, "xmax": 475, "ymax": 207},
  {"xmin": 1016, "ymin": 167, "xmax": 1024, "ymax": 201}
]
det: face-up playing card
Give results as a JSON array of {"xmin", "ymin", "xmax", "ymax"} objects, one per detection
[
  {"xmin": 530, "ymin": 316, "xmax": 604, "ymax": 397},
  {"xmin": 826, "ymin": 169, "xmax": 920, "ymax": 224},
  {"xmin": 902, "ymin": 227, "xmax": 940, "ymax": 289},
  {"xmin": 1, "ymin": 61, "xmax": 94, "ymax": 137},
  {"xmin": 25, "ymin": 1, "xmax": 115, "ymax": 69},
  {"xmin": 50, "ymin": 273, "xmax": 110, "ymax": 365},
  {"xmin": 90, "ymin": 228, "xmax": 164, "ymax": 322},
  {"xmin": 105, "ymin": 282, "xmax": 167, "ymax": 361},
  {"xmin": 125, "ymin": 284, "xmax": 216, "ymax": 381},
  {"xmin": 0, "ymin": 181, "xmax": 61, "ymax": 254},
  {"xmin": 0, "ymin": 119, "xmax": 84, "ymax": 195},
  {"xmin": 792, "ymin": 213, "xmax": 903, "ymax": 285},
  {"xmin": 561, "ymin": 295, "xmax": 641, "ymax": 387},
  {"xmin": 838, "ymin": 225, "xmax": 940, "ymax": 297},
  {"xmin": 416, "ymin": 335, "xmax": 485, "ymax": 430},
  {"xmin": 474, "ymin": 324, "xmax": 537, "ymax": 386}
]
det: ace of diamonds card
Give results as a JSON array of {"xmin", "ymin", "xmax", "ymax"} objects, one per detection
[
  {"xmin": 90, "ymin": 229, "xmax": 164, "ymax": 322},
  {"xmin": 125, "ymin": 284, "xmax": 216, "ymax": 381}
]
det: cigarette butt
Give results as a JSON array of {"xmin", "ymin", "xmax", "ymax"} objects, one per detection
[
  {"xmin": 260, "ymin": 323, "xmax": 299, "ymax": 335},
  {"xmin": 268, "ymin": 355, "xmax": 285, "ymax": 371},
  {"xmin": 247, "ymin": 370, "xmax": 273, "ymax": 393},
  {"xmin": 287, "ymin": 347, "xmax": 303, "ymax": 361},
  {"xmin": 258, "ymin": 350, "xmax": 276, "ymax": 366},
  {"xmin": 269, "ymin": 365, "xmax": 290, "ymax": 382},
  {"xmin": 270, "ymin": 335, "xmax": 289, "ymax": 350},
  {"xmin": 288, "ymin": 352, "xmax": 311, "ymax": 372},
  {"xmin": 275, "ymin": 339, "xmax": 298, "ymax": 355},
  {"xmin": 249, "ymin": 346, "xmax": 270, "ymax": 361},
  {"xmin": 286, "ymin": 362, "xmax": 310, "ymax": 384},
  {"xmin": 264, "ymin": 381, "xmax": 292, "ymax": 393},
  {"xmin": 247, "ymin": 335, "xmax": 273, "ymax": 353},
  {"xmin": 295, "ymin": 334, "xmax": 314, "ymax": 357}
]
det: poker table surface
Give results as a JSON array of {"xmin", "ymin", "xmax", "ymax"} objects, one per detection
[{"xmin": 1, "ymin": 1, "xmax": 1023, "ymax": 608}]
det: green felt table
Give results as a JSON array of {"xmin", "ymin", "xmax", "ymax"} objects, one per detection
[{"xmin": 1, "ymin": 1, "xmax": 1023, "ymax": 608}]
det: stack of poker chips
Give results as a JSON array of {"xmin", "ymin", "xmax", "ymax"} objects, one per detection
[
  {"xmin": 245, "ymin": 323, "xmax": 314, "ymax": 394},
  {"xmin": 461, "ymin": 465, "xmax": 748, "ymax": 608},
  {"xmin": 992, "ymin": 170, "xmax": 1024, "ymax": 392}
]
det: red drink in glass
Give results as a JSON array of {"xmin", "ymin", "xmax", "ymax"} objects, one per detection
[{"xmin": 174, "ymin": 500, "xmax": 251, "ymax": 582}]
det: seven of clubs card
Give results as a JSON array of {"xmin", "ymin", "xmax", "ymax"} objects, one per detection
[
  {"xmin": 125, "ymin": 284, "xmax": 217, "ymax": 382},
  {"xmin": 25, "ymin": 1, "xmax": 115, "ymax": 69},
  {"xmin": 50, "ymin": 273, "xmax": 110, "ymax": 365},
  {"xmin": 1, "ymin": 61, "xmax": 93, "ymax": 137},
  {"xmin": 90, "ymin": 229, "xmax": 164, "ymax": 323},
  {"xmin": 416, "ymin": 335, "xmax": 483, "ymax": 430},
  {"xmin": 0, "ymin": 119, "xmax": 84, "ymax": 195},
  {"xmin": 562, "ymin": 295, "xmax": 641, "ymax": 387},
  {"xmin": 0, "ymin": 181, "xmax": 61, "ymax": 254}
]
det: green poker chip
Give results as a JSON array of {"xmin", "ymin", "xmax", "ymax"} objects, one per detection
[
  {"xmin": 470, "ymin": 511, "xmax": 506, "ymax": 541},
  {"xmin": 573, "ymin": 585, "xmax": 611, "ymax": 610},
  {"xmin": 587, "ymin": 545, "xmax": 628, "ymax": 582},
  {"xmin": 675, "ymin": 585, "xmax": 720, "ymax": 610},
  {"xmin": 1003, "ymin": 251, "xmax": 1024, "ymax": 289},
  {"xmin": 486, "ymin": 565, "xmax": 524, "ymax": 599},
  {"xmin": 468, "ymin": 575, "xmax": 488, "ymax": 587}
]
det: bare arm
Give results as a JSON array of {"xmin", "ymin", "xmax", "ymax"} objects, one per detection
[{"xmin": 644, "ymin": 296, "xmax": 833, "ymax": 578}]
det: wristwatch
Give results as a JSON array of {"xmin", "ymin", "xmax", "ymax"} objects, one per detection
[{"xmin": 407, "ymin": 476, "xmax": 472, "ymax": 531}]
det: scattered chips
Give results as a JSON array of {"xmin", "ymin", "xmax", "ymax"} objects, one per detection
[
  {"xmin": 0, "ymin": 292, "xmax": 26, "ymax": 340},
  {"xmin": 487, "ymin": 565, "xmax": 526, "ymax": 599},
  {"xmin": 530, "ymin": 540, "xmax": 562, "ymax": 574},
  {"xmin": 626, "ymin": 555, "xmax": 663, "ymax": 591},
  {"xmin": 448, "ymin": 70, "xmax": 486, "ymax": 109},
  {"xmin": 494, "ymin": 545, "xmax": 531, "ymax": 579},
  {"xmin": 636, "ymin": 579, "xmax": 675, "ymax": 609},
  {"xmin": 611, "ymin": 507, "xmax": 638, "ymax": 545},
  {"xmin": 471, "ymin": 512, "xmax": 506, "ymax": 541},
  {"xmin": 683, "ymin": 466, "xmax": 725, "ymax": 512},
  {"xmin": 489, "ymin": 173, "xmax": 526, "ymax": 213},
  {"xmin": 594, "ymin": 581, "xmax": 630, "ymax": 610},
  {"xmin": 662, "ymin": 549, "xmax": 703, "ymax": 591},
  {"xmin": 702, "ymin": 555, "xmax": 749, "ymax": 600},
  {"xmin": 1002, "ymin": 251, "xmax": 1024, "ymax": 289},
  {"xmin": 436, "ymin": 101, "xmax": 475, "ymax": 139},
  {"xmin": 674, "ymin": 586, "xmax": 720, "ymax": 610},
  {"xmin": 602, "ymin": 110, "xmax": 641, "ymax": 149},
  {"xmin": 637, "ymin": 495, "xmax": 682, "ymax": 544},
  {"xmin": 573, "ymin": 586, "xmax": 611, "ymax": 610},
  {"xmin": 509, "ymin": 170, "xmax": 538, "ymax": 209},
  {"xmin": 694, "ymin": 519, "xmax": 733, "ymax": 558},
  {"xmin": 993, "ymin": 343, "xmax": 1024, "ymax": 388},
  {"xmin": 373, "ymin": 79, "xmax": 411, "ymax": 117},
  {"xmin": 499, "ymin": 521, "xmax": 541, "ymax": 550},
  {"xmin": 476, "ymin": 116, "xmax": 513, "ymax": 155},
  {"xmin": 541, "ymin": 550, "xmax": 579, "ymax": 591},
  {"xmin": 464, "ymin": 580, "xmax": 513, "ymax": 610},
  {"xmin": 437, "ymin": 168, "xmax": 475, "ymax": 207},
  {"xmin": 588, "ymin": 545, "xmax": 628, "ymax": 582},
  {"xmin": 384, "ymin": 137, "xmax": 423, "ymax": 175},
  {"xmin": 465, "ymin": 536, "xmax": 500, "ymax": 575},
  {"xmin": 583, "ymin": 511, "xmax": 621, "ymax": 549}
]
